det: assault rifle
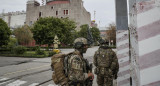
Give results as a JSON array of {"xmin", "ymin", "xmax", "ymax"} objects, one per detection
[{"xmin": 85, "ymin": 59, "xmax": 93, "ymax": 86}]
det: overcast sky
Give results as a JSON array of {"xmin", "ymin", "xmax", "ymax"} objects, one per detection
[{"xmin": 0, "ymin": 0, "xmax": 115, "ymax": 28}]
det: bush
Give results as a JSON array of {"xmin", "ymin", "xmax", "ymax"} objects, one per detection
[
  {"xmin": 13, "ymin": 46, "xmax": 26, "ymax": 54},
  {"xmin": 26, "ymin": 46, "xmax": 38, "ymax": 51},
  {"xmin": 48, "ymin": 51, "xmax": 56, "ymax": 57},
  {"xmin": 35, "ymin": 46, "xmax": 46, "ymax": 55}
]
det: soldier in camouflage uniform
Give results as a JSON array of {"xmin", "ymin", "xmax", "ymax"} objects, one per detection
[
  {"xmin": 93, "ymin": 39, "xmax": 119, "ymax": 86},
  {"xmin": 67, "ymin": 37, "xmax": 94, "ymax": 86}
]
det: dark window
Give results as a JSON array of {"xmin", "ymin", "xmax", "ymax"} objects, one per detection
[
  {"xmin": 51, "ymin": 6, "xmax": 53, "ymax": 9},
  {"xmin": 66, "ymin": 10, "xmax": 68, "ymax": 15},
  {"xmin": 39, "ymin": 12, "xmax": 42, "ymax": 17},
  {"xmin": 56, "ymin": 11, "xmax": 58, "ymax": 15},
  {"xmin": 64, "ymin": 10, "xmax": 65, "ymax": 15}
]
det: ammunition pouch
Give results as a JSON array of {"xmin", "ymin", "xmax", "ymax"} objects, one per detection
[
  {"xmin": 94, "ymin": 67, "xmax": 99, "ymax": 75},
  {"xmin": 96, "ymin": 67, "xmax": 113, "ymax": 76}
]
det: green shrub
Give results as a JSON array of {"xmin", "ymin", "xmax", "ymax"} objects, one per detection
[
  {"xmin": 13, "ymin": 46, "xmax": 26, "ymax": 54},
  {"xmin": 48, "ymin": 51, "xmax": 56, "ymax": 57},
  {"xmin": 35, "ymin": 47, "xmax": 46, "ymax": 55},
  {"xmin": 27, "ymin": 46, "xmax": 38, "ymax": 51}
]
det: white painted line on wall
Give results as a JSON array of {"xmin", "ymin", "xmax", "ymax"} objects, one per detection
[
  {"xmin": 139, "ymin": 35, "xmax": 160, "ymax": 56},
  {"xmin": 117, "ymin": 48, "xmax": 129, "ymax": 55},
  {"xmin": 140, "ymin": 64, "xmax": 160, "ymax": 85},
  {"xmin": 118, "ymin": 56, "xmax": 129, "ymax": 64},
  {"xmin": 137, "ymin": 7, "xmax": 160, "ymax": 28},
  {"xmin": 117, "ymin": 30, "xmax": 128, "ymax": 39},
  {"xmin": 118, "ymin": 74, "xmax": 130, "ymax": 83},
  {"xmin": 6, "ymin": 80, "xmax": 27, "ymax": 86},
  {"xmin": 120, "ymin": 83, "xmax": 130, "ymax": 86},
  {"xmin": 117, "ymin": 39, "xmax": 129, "ymax": 47},
  {"xmin": 119, "ymin": 65, "xmax": 130, "ymax": 73}
]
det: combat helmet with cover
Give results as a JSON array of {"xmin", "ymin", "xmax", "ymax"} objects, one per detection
[
  {"xmin": 74, "ymin": 37, "xmax": 88, "ymax": 53},
  {"xmin": 98, "ymin": 38, "xmax": 109, "ymax": 48}
]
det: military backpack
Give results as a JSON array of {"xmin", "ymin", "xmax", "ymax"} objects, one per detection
[{"xmin": 51, "ymin": 53, "xmax": 69, "ymax": 85}]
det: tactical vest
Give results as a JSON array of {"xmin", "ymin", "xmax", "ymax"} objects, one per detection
[{"xmin": 96, "ymin": 48, "xmax": 113, "ymax": 68}]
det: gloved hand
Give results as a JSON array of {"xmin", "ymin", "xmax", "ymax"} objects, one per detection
[{"xmin": 88, "ymin": 73, "xmax": 94, "ymax": 80}]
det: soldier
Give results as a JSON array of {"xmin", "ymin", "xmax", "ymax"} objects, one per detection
[
  {"xmin": 67, "ymin": 37, "xmax": 94, "ymax": 86},
  {"xmin": 93, "ymin": 39, "xmax": 119, "ymax": 86}
]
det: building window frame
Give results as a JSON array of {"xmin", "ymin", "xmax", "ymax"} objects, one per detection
[
  {"xmin": 56, "ymin": 11, "xmax": 58, "ymax": 16},
  {"xmin": 39, "ymin": 12, "xmax": 42, "ymax": 17},
  {"xmin": 63, "ymin": 10, "xmax": 69, "ymax": 15},
  {"xmin": 66, "ymin": 10, "xmax": 68, "ymax": 15}
]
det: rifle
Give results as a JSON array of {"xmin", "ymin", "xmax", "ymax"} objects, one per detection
[{"xmin": 85, "ymin": 59, "xmax": 93, "ymax": 86}]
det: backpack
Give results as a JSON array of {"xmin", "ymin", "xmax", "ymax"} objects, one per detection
[
  {"xmin": 96, "ymin": 48, "xmax": 113, "ymax": 68},
  {"xmin": 51, "ymin": 53, "xmax": 69, "ymax": 85}
]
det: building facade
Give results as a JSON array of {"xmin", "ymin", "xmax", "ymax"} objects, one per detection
[
  {"xmin": 26, "ymin": 0, "xmax": 91, "ymax": 30},
  {"xmin": 0, "ymin": 11, "xmax": 26, "ymax": 29}
]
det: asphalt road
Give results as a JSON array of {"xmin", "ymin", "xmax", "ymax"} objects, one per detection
[{"xmin": 0, "ymin": 46, "xmax": 100, "ymax": 86}]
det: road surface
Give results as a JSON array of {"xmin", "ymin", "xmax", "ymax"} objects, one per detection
[{"xmin": 0, "ymin": 46, "xmax": 116, "ymax": 86}]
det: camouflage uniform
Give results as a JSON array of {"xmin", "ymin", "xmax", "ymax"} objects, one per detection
[
  {"xmin": 66, "ymin": 50, "xmax": 88, "ymax": 86},
  {"xmin": 66, "ymin": 37, "xmax": 94, "ymax": 86},
  {"xmin": 94, "ymin": 47, "xmax": 119, "ymax": 86}
]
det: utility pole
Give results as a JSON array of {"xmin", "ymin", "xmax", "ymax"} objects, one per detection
[
  {"xmin": 42, "ymin": 0, "xmax": 44, "ymax": 5},
  {"xmin": 94, "ymin": 10, "xmax": 96, "ymax": 21}
]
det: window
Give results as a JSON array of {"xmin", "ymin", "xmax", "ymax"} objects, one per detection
[
  {"xmin": 64, "ymin": 10, "xmax": 69, "ymax": 15},
  {"xmin": 39, "ymin": 12, "xmax": 42, "ymax": 17},
  {"xmin": 56, "ymin": 11, "xmax": 58, "ymax": 15},
  {"xmin": 51, "ymin": 6, "xmax": 54, "ymax": 9},
  {"xmin": 64, "ymin": 10, "xmax": 65, "ymax": 15},
  {"xmin": 66, "ymin": 10, "xmax": 68, "ymax": 15}
]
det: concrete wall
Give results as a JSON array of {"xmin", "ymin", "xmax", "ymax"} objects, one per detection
[
  {"xmin": 26, "ymin": 0, "xmax": 91, "ymax": 30},
  {"xmin": 129, "ymin": 0, "xmax": 140, "ymax": 86},
  {"xmin": 116, "ymin": 0, "xmax": 160, "ymax": 86},
  {"xmin": 115, "ymin": 0, "xmax": 130, "ymax": 85},
  {"xmin": 136, "ymin": 0, "xmax": 160, "ymax": 85},
  {"xmin": 0, "ymin": 11, "xmax": 26, "ymax": 29}
]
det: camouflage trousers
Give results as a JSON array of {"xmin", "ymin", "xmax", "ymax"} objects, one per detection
[{"xmin": 97, "ymin": 74, "xmax": 113, "ymax": 86}]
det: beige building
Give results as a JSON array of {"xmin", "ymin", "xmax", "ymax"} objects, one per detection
[
  {"xmin": 0, "ymin": 11, "xmax": 26, "ymax": 29},
  {"xmin": 26, "ymin": 0, "xmax": 91, "ymax": 30}
]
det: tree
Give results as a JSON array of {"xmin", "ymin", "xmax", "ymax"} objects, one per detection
[
  {"xmin": 90, "ymin": 27, "xmax": 100, "ymax": 43},
  {"xmin": 7, "ymin": 37, "xmax": 17, "ymax": 48},
  {"xmin": 78, "ymin": 24, "xmax": 89, "ymax": 38},
  {"xmin": 32, "ymin": 17, "xmax": 76, "ymax": 46},
  {"xmin": 77, "ymin": 24, "xmax": 100, "ymax": 45},
  {"xmin": 60, "ymin": 18, "xmax": 76, "ymax": 45},
  {"xmin": 106, "ymin": 23, "xmax": 116, "ymax": 45},
  {"xmin": 13, "ymin": 25, "xmax": 33, "ymax": 45},
  {"xmin": 0, "ymin": 18, "xmax": 11, "ymax": 47}
]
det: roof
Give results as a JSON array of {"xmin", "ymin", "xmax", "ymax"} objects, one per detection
[{"xmin": 47, "ymin": 1, "xmax": 70, "ymax": 5}]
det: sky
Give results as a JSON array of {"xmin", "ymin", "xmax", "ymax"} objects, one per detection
[{"xmin": 0, "ymin": 0, "xmax": 115, "ymax": 28}]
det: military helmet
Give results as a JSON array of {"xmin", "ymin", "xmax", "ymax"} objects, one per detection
[
  {"xmin": 98, "ymin": 38, "xmax": 109, "ymax": 45},
  {"xmin": 74, "ymin": 37, "xmax": 88, "ymax": 49}
]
